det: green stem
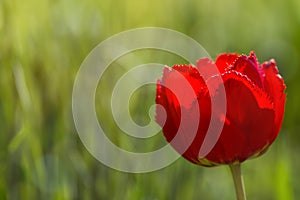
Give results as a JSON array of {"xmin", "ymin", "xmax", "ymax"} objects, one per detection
[{"xmin": 229, "ymin": 163, "xmax": 247, "ymax": 200}]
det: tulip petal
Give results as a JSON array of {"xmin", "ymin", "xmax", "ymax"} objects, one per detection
[
  {"xmin": 156, "ymin": 77, "xmax": 180, "ymax": 133},
  {"xmin": 182, "ymin": 92, "xmax": 212, "ymax": 164},
  {"xmin": 262, "ymin": 60, "xmax": 286, "ymax": 141},
  {"xmin": 233, "ymin": 54, "xmax": 263, "ymax": 88},
  {"xmin": 160, "ymin": 65, "xmax": 206, "ymax": 109},
  {"xmin": 215, "ymin": 53, "xmax": 239, "ymax": 73},
  {"xmin": 156, "ymin": 65, "xmax": 207, "ymax": 162},
  {"xmin": 205, "ymin": 71, "xmax": 275, "ymax": 163},
  {"xmin": 196, "ymin": 58, "xmax": 220, "ymax": 79}
]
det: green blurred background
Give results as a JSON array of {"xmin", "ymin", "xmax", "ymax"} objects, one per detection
[{"xmin": 1, "ymin": 0, "xmax": 300, "ymax": 199}]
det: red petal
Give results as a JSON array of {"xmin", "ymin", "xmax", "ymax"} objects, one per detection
[
  {"xmin": 206, "ymin": 71, "xmax": 275, "ymax": 163},
  {"xmin": 161, "ymin": 65, "xmax": 206, "ymax": 108},
  {"xmin": 156, "ymin": 78, "xmax": 181, "ymax": 142},
  {"xmin": 215, "ymin": 53, "xmax": 239, "ymax": 73},
  {"xmin": 248, "ymin": 51, "xmax": 260, "ymax": 69},
  {"xmin": 181, "ymin": 92, "xmax": 212, "ymax": 164},
  {"xmin": 196, "ymin": 58, "xmax": 220, "ymax": 80},
  {"xmin": 156, "ymin": 65, "xmax": 206, "ymax": 161},
  {"xmin": 262, "ymin": 60, "xmax": 286, "ymax": 141},
  {"xmin": 233, "ymin": 54, "xmax": 263, "ymax": 88}
]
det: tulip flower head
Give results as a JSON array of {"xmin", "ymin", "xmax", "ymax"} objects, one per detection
[{"xmin": 156, "ymin": 51, "xmax": 286, "ymax": 167}]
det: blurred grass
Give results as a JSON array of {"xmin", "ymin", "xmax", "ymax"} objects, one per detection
[{"xmin": 1, "ymin": 0, "xmax": 300, "ymax": 199}]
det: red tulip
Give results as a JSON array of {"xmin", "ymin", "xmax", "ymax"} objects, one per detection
[{"xmin": 156, "ymin": 51, "xmax": 286, "ymax": 166}]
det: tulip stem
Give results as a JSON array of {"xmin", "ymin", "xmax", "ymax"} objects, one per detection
[{"xmin": 229, "ymin": 163, "xmax": 247, "ymax": 200}]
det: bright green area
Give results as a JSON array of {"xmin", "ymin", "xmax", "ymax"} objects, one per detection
[{"xmin": 1, "ymin": 0, "xmax": 299, "ymax": 199}]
